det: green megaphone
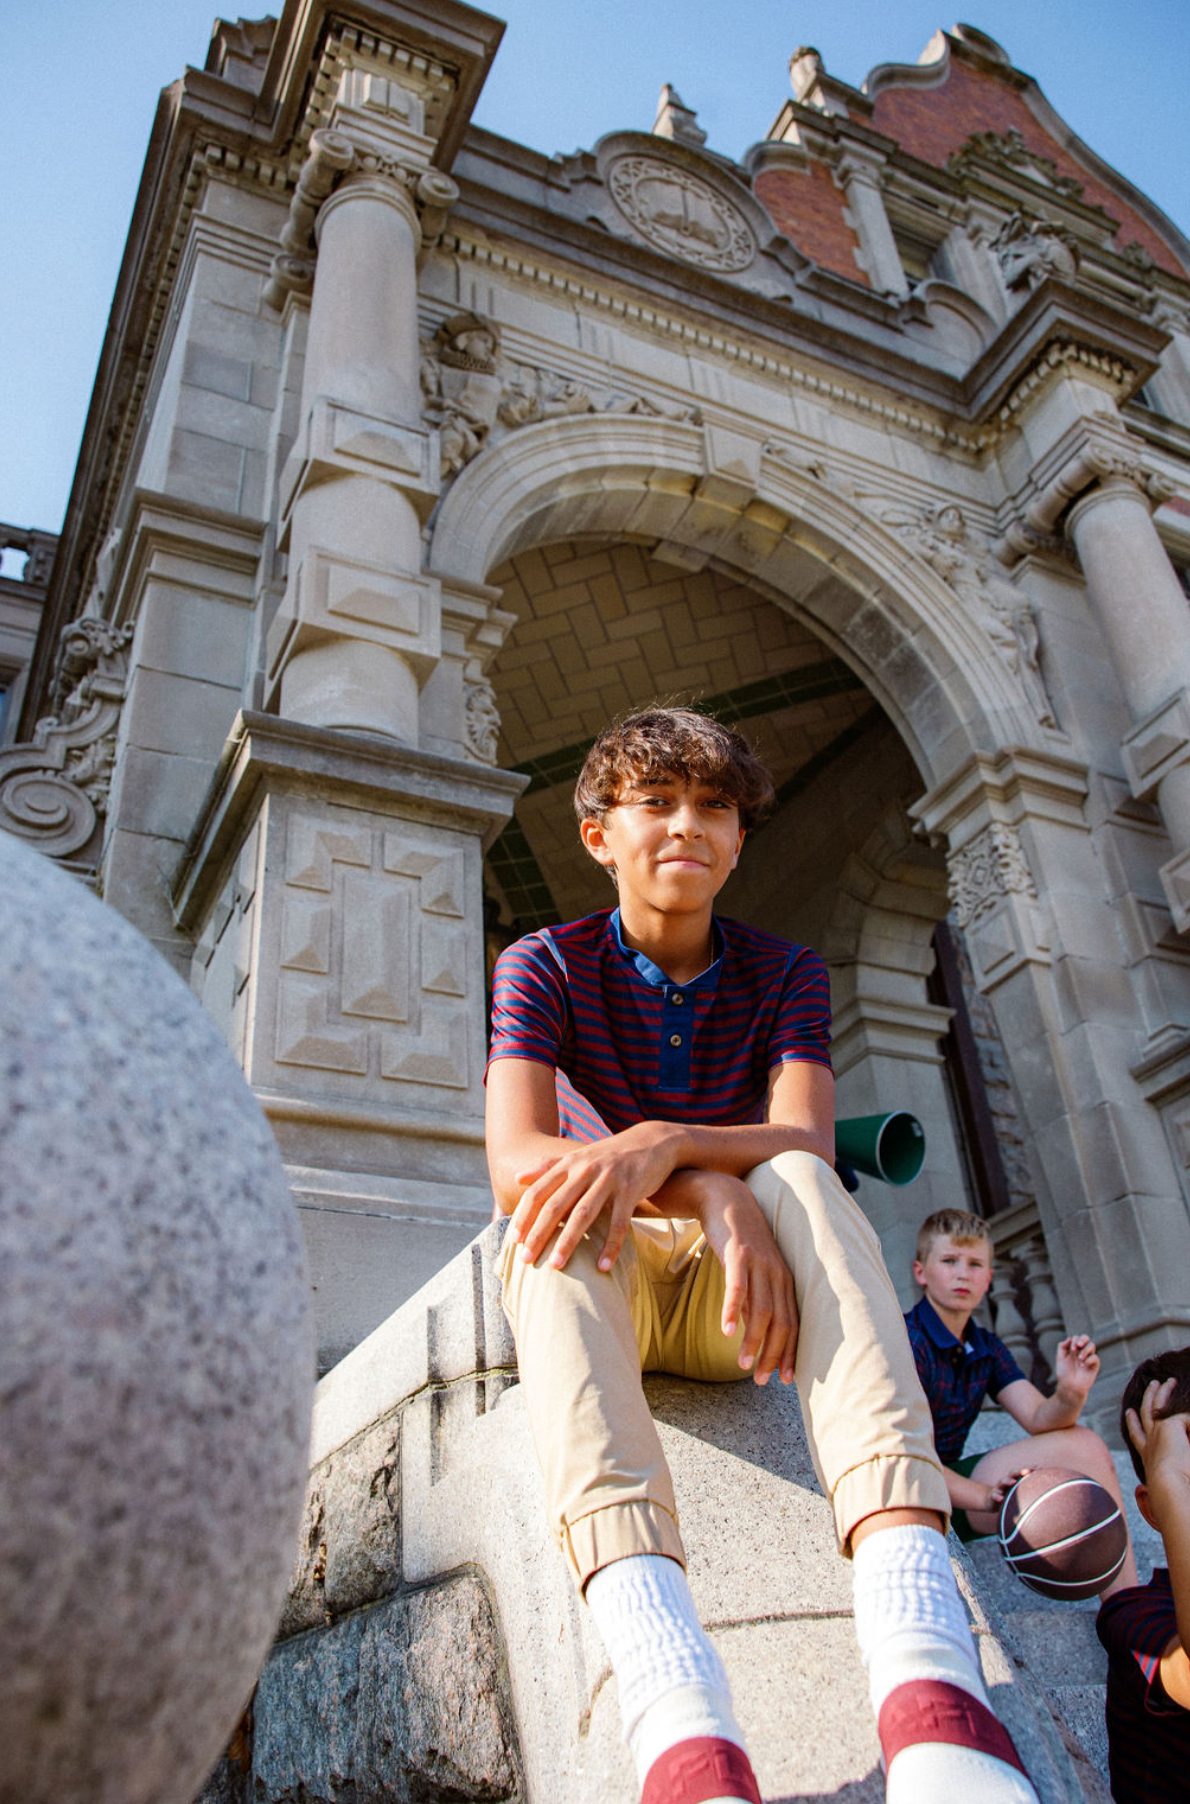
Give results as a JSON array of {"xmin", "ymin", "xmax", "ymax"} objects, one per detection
[{"xmin": 835, "ymin": 1112, "xmax": 925, "ymax": 1185}]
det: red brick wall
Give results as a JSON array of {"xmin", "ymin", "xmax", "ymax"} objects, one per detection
[
  {"xmin": 754, "ymin": 160, "xmax": 868, "ymax": 285},
  {"xmin": 871, "ymin": 58, "xmax": 1186, "ymax": 279}
]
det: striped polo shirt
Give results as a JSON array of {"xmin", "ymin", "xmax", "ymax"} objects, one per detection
[
  {"xmin": 487, "ymin": 907, "xmax": 831, "ymax": 1135},
  {"xmin": 1098, "ymin": 1569, "xmax": 1190, "ymax": 1803}
]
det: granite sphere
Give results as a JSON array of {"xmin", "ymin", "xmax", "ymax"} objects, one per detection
[{"xmin": 0, "ymin": 833, "xmax": 314, "ymax": 1804}]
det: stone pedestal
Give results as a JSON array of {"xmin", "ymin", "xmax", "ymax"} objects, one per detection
[{"xmin": 172, "ymin": 712, "xmax": 524, "ymax": 1368}]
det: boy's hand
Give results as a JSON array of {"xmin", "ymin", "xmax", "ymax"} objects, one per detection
[
  {"xmin": 1127, "ymin": 1378, "xmax": 1190, "ymax": 1498},
  {"xmin": 1054, "ymin": 1333, "xmax": 1099, "ymax": 1403},
  {"xmin": 510, "ymin": 1120, "xmax": 683, "ymax": 1271},
  {"xmin": 980, "ymin": 1469, "xmax": 1030, "ymax": 1515},
  {"xmin": 695, "ymin": 1175, "xmax": 798, "ymax": 1386}
]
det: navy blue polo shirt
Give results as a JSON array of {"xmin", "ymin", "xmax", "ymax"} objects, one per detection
[
  {"xmin": 1098, "ymin": 1570, "xmax": 1190, "ymax": 1803},
  {"xmin": 904, "ymin": 1295, "xmax": 1025, "ymax": 1464},
  {"xmin": 487, "ymin": 907, "xmax": 831, "ymax": 1136}
]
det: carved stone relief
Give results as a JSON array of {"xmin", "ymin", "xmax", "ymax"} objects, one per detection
[
  {"xmin": 273, "ymin": 812, "xmax": 471, "ymax": 1091},
  {"xmin": 419, "ymin": 310, "xmax": 701, "ymax": 480},
  {"xmin": 605, "ymin": 155, "xmax": 756, "ymax": 272},
  {"xmin": 947, "ymin": 130, "xmax": 1085, "ymax": 202},
  {"xmin": 463, "ymin": 666, "xmax": 500, "ymax": 764},
  {"xmin": 947, "ymin": 822, "xmax": 1038, "ymax": 929},
  {"xmin": 0, "ymin": 617, "xmax": 134, "ymax": 863},
  {"xmin": 885, "ymin": 502, "xmax": 1059, "ymax": 729},
  {"xmin": 991, "ymin": 212, "xmax": 1080, "ymax": 293}
]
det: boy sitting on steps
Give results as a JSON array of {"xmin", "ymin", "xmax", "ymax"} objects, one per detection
[
  {"xmin": 906, "ymin": 1207, "xmax": 1136, "ymax": 1595},
  {"xmin": 486, "ymin": 708, "xmax": 1038, "ymax": 1804}
]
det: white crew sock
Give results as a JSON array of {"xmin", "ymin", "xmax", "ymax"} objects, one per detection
[
  {"xmin": 851, "ymin": 1525, "xmax": 1038, "ymax": 1804},
  {"xmin": 585, "ymin": 1553, "xmax": 753, "ymax": 1799}
]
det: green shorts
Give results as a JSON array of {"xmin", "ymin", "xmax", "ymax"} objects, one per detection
[{"xmin": 947, "ymin": 1452, "xmax": 992, "ymax": 1543}]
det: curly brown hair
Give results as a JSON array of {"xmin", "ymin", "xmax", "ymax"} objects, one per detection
[
  {"xmin": 573, "ymin": 707, "xmax": 774, "ymax": 831},
  {"xmin": 1120, "ymin": 1347, "xmax": 1190, "ymax": 1481}
]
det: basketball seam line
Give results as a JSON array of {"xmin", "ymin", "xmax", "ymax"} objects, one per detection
[
  {"xmin": 998, "ymin": 1509, "xmax": 1122, "ymax": 1561},
  {"xmin": 1009, "ymin": 1552, "xmax": 1126, "ymax": 1590}
]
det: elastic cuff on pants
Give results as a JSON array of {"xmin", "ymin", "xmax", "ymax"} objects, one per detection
[
  {"xmin": 831, "ymin": 1455, "xmax": 952, "ymax": 1555},
  {"xmin": 566, "ymin": 1499, "xmax": 686, "ymax": 1594}
]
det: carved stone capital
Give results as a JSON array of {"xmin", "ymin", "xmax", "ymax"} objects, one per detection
[
  {"xmin": 947, "ymin": 822, "xmax": 1038, "ymax": 929},
  {"xmin": 1010, "ymin": 411, "xmax": 1168, "ymax": 545},
  {"xmin": 946, "ymin": 823, "xmax": 1051, "ymax": 988},
  {"xmin": 1120, "ymin": 689, "xmax": 1190, "ymax": 801},
  {"xmin": 264, "ymin": 130, "xmax": 356, "ymax": 311}
]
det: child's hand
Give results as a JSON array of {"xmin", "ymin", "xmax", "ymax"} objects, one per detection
[
  {"xmin": 1126, "ymin": 1378, "xmax": 1190, "ymax": 1493},
  {"xmin": 695, "ymin": 1175, "xmax": 798, "ymax": 1387},
  {"xmin": 981, "ymin": 1468, "xmax": 1030, "ymax": 1515},
  {"xmin": 1054, "ymin": 1333, "xmax": 1099, "ymax": 1401}
]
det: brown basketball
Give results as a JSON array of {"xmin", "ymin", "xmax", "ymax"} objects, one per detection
[{"xmin": 998, "ymin": 1466, "xmax": 1127, "ymax": 1600}]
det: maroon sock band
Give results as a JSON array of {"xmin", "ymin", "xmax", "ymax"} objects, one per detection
[
  {"xmin": 640, "ymin": 1735, "xmax": 761, "ymax": 1804},
  {"xmin": 878, "ymin": 1678, "xmax": 1027, "ymax": 1776}
]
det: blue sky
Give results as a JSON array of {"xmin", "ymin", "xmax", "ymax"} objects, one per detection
[{"xmin": 4, "ymin": 0, "xmax": 1189, "ymax": 542}]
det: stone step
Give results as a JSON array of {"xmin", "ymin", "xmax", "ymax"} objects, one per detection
[{"xmin": 202, "ymin": 1226, "xmax": 1104, "ymax": 1802}]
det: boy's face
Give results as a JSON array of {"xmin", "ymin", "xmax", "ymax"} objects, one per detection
[
  {"xmin": 579, "ymin": 773, "xmax": 744, "ymax": 914},
  {"xmin": 913, "ymin": 1234, "xmax": 994, "ymax": 1319}
]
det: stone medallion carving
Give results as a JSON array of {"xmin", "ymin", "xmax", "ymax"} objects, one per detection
[{"xmin": 607, "ymin": 156, "xmax": 755, "ymax": 272}]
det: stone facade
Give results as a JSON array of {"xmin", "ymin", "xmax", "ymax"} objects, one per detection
[{"xmin": 11, "ymin": 3, "xmax": 1190, "ymax": 1405}]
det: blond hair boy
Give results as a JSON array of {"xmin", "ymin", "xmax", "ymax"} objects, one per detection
[{"xmin": 905, "ymin": 1208, "xmax": 1135, "ymax": 1590}]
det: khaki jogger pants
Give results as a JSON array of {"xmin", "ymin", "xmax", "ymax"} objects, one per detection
[{"xmin": 497, "ymin": 1150, "xmax": 949, "ymax": 1590}]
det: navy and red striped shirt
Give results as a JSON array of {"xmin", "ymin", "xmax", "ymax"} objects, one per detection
[
  {"xmin": 1098, "ymin": 1569, "xmax": 1190, "ymax": 1803},
  {"xmin": 487, "ymin": 907, "xmax": 831, "ymax": 1135}
]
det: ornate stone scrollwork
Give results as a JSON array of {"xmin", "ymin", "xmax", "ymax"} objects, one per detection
[
  {"xmin": 991, "ymin": 212, "xmax": 1080, "ymax": 293},
  {"xmin": 948, "ymin": 129, "xmax": 1085, "ymax": 202},
  {"xmin": 263, "ymin": 129, "xmax": 357, "ymax": 310},
  {"xmin": 885, "ymin": 502, "xmax": 1059, "ymax": 729},
  {"xmin": 0, "ymin": 617, "xmax": 133, "ymax": 863},
  {"xmin": 947, "ymin": 822, "xmax": 1038, "ymax": 929},
  {"xmin": 463, "ymin": 667, "xmax": 501, "ymax": 764}
]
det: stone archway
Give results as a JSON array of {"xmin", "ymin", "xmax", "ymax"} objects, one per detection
[
  {"xmin": 430, "ymin": 412, "xmax": 1043, "ymax": 788},
  {"xmin": 430, "ymin": 415, "xmax": 1039, "ymax": 1288}
]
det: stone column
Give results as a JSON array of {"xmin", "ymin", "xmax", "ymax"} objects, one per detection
[
  {"xmin": 266, "ymin": 77, "xmax": 455, "ymax": 741},
  {"xmin": 1065, "ymin": 473, "xmax": 1190, "ymax": 925},
  {"xmin": 834, "ymin": 150, "xmax": 908, "ymax": 297}
]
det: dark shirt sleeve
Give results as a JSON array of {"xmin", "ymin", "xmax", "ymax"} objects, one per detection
[
  {"xmin": 487, "ymin": 935, "xmax": 567, "ymax": 1073},
  {"xmin": 1098, "ymin": 1586, "xmax": 1185, "ymax": 1712},
  {"xmin": 766, "ymin": 944, "xmax": 833, "ymax": 1071},
  {"xmin": 986, "ymin": 1331, "xmax": 1027, "ymax": 1400}
]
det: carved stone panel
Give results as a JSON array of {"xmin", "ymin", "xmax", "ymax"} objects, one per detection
[
  {"xmin": 265, "ymin": 809, "xmax": 474, "ymax": 1095},
  {"xmin": 947, "ymin": 823, "xmax": 1051, "ymax": 990}
]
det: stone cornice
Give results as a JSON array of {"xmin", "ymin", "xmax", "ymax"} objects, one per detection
[
  {"xmin": 910, "ymin": 745, "xmax": 1090, "ymax": 850},
  {"xmin": 958, "ymin": 278, "xmax": 1169, "ymax": 426},
  {"xmin": 170, "ymin": 710, "xmax": 526, "ymax": 934}
]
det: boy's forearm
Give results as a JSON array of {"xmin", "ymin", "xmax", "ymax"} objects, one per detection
[
  {"xmin": 658, "ymin": 1117, "xmax": 833, "ymax": 1175},
  {"xmin": 945, "ymin": 1468, "xmax": 993, "ymax": 1513},
  {"xmin": 1030, "ymin": 1386, "xmax": 1085, "ymax": 1431}
]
